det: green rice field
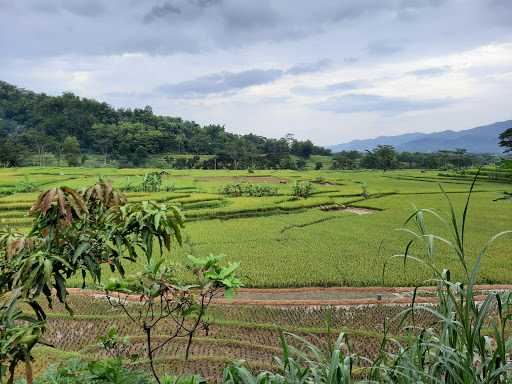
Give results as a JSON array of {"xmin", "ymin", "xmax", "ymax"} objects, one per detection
[{"xmin": 1, "ymin": 167, "xmax": 511, "ymax": 288}]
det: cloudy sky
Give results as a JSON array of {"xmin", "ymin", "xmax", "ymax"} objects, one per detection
[{"xmin": 1, "ymin": 0, "xmax": 511, "ymax": 145}]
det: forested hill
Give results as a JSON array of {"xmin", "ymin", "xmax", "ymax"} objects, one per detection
[{"xmin": 0, "ymin": 81, "xmax": 329, "ymax": 167}]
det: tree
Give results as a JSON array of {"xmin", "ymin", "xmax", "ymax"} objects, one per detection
[
  {"xmin": 0, "ymin": 180, "xmax": 239, "ymax": 384},
  {"xmin": 296, "ymin": 158, "xmax": 307, "ymax": 170},
  {"xmin": 372, "ymin": 145, "xmax": 398, "ymax": 171},
  {"xmin": 0, "ymin": 81, "xmax": 335, "ymax": 168},
  {"xmin": 0, "ymin": 137, "xmax": 26, "ymax": 167},
  {"xmin": 91, "ymin": 123, "xmax": 118, "ymax": 165},
  {"xmin": 332, "ymin": 151, "xmax": 361, "ymax": 169},
  {"xmin": 454, "ymin": 148, "xmax": 467, "ymax": 169},
  {"xmin": 315, "ymin": 161, "xmax": 323, "ymax": 170},
  {"xmin": 499, "ymin": 128, "xmax": 512, "ymax": 152},
  {"xmin": 175, "ymin": 133, "xmax": 185, "ymax": 153},
  {"xmin": 63, "ymin": 136, "xmax": 81, "ymax": 166},
  {"xmin": 105, "ymin": 254, "xmax": 240, "ymax": 384},
  {"xmin": 20, "ymin": 130, "xmax": 52, "ymax": 167},
  {"xmin": 291, "ymin": 139, "xmax": 314, "ymax": 158},
  {"xmin": 133, "ymin": 145, "xmax": 148, "ymax": 166}
]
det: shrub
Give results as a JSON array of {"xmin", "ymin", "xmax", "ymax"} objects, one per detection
[
  {"xmin": 121, "ymin": 172, "xmax": 174, "ymax": 193},
  {"xmin": 292, "ymin": 181, "xmax": 313, "ymax": 198},
  {"xmin": 221, "ymin": 182, "xmax": 277, "ymax": 197},
  {"xmin": 361, "ymin": 181, "xmax": 369, "ymax": 199},
  {"xmin": 15, "ymin": 177, "xmax": 38, "ymax": 193}
]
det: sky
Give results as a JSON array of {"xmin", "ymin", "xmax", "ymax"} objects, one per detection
[{"xmin": 1, "ymin": 0, "xmax": 511, "ymax": 146}]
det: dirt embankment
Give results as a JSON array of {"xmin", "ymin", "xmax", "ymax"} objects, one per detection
[{"xmin": 68, "ymin": 284, "xmax": 512, "ymax": 307}]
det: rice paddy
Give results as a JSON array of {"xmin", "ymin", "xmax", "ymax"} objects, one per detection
[
  {"xmin": 2, "ymin": 166, "xmax": 511, "ymax": 381},
  {"xmin": 0, "ymin": 167, "xmax": 510, "ymax": 288}
]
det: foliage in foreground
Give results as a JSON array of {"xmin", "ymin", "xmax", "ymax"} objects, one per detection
[{"xmin": 0, "ymin": 179, "xmax": 240, "ymax": 384}]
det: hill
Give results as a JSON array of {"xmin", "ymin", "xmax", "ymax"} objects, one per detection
[
  {"xmin": 330, "ymin": 120, "xmax": 512, "ymax": 153},
  {"xmin": 0, "ymin": 80, "xmax": 328, "ymax": 168}
]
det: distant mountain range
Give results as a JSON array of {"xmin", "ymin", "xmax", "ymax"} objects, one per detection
[{"xmin": 330, "ymin": 120, "xmax": 512, "ymax": 154}]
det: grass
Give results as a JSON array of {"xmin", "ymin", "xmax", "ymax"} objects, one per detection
[{"xmin": 1, "ymin": 167, "xmax": 510, "ymax": 288}]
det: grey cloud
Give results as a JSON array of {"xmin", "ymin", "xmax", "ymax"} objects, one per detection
[
  {"xmin": 409, "ymin": 66, "xmax": 451, "ymax": 77},
  {"xmin": 291, "ymin": 80, "xmax": 367, "ymax": 96},
  {"xmin": 195, "ymin": 0, "xmax": 223, "ymax": 8},
  {"xmin": 143, "ymin": 3, "xmax": 181, "ymax": 24},
  {"xmin": 0, "ymin": 0, "xmax": 451, "ymax": 59},
  {"xmin": 315, "ymin": 94, "xmax": 454, "ymax": 114},
  {"xmin": 484, "ymin": 0, "xmax": 512, "ymax": 26},
  {"xmin": 326, "ymin": 81, "xmax": 367, "ymax": 91},
  {"xmin": 158, "ymin": 60, "xmax": 335, "ymax": 98},
  {"xmin": 142, "ymin": 0, "xmax": 224, "ymax": 25},
  {"xmin": 344, "ymin": 57, "xmax": 359, "ymax": 64},
  {"xmin": 290, "ymin": 86, "xmax": 326, "ymax": 96},
  {"xmin": 62, "ymin": 0, "xmax": 105, "ymax": 17},
  {"xmin": 328, "ymin": 0, "xmax": 445, "ymax": 22},
  {"xmin": 367, "ymin": 40, "xmax": 404, "ymax": 55},
  {"xmin": 286, "ymin": 59, "xmax": 331, "ymax": 75},
  {"xmin": 157, "ymin": 68, "xmax": 283, "ymax": 97},
  {"xmin": 30, "ymin": 0, "xmax": 106, "ymax": 17}
]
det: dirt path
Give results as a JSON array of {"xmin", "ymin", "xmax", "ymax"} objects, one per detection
[{"xmin": 68, "ymin": 284, "xmax": 512, "ymax": 307}]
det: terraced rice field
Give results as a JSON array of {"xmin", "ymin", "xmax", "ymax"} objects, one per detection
[
  {"xmin": 28, "ymin": 292, "xmax": 435, "ymax": 380},
  {"xmin": 2, "ymin": 167, "xmax": 511, "ymax": 380},
  {"xmin": 23, "ymin": 286, "xmax": 511, "ymax": 380},
  {"xmin": 1, "ymin": 167, "xmax": 510, "ymax": 288}
]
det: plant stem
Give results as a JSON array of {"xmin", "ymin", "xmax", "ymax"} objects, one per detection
[
  {"xmin": 145, "ymin": 325, "xmax": 160, "ymax": 384},
  {"xmin": 25, "ymin": 360, "xmax": 33, "ymax": 384}
]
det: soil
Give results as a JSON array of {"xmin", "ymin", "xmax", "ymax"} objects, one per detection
[
  {"xmin": 315, "ymin": 181, "xmax": 337, "ymax": 186},
  {"xmin": 320, "ymin": 205, "xmax": 377, "ymax": 214},
  {"xmin": 344, "ymin": 207, "xmax": 376, "ymax": 215},
  {"xmin": 68, "ymin": 284, "xmax": 511, "ymax": 307}
]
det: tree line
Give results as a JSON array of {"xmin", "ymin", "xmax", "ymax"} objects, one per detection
[
  {"xmin": 0, "ymin": 81, "xmax": 329, "ymax": 168},
  {"xmin": 331, "ymin": 144, "xmax": 511, "ymax": 171},
  {"xmin": 1, "ymin": 80, "xmax": 510, "ymax": 170}
]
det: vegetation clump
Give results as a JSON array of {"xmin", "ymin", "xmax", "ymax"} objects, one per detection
[
  {"xmin": 0, "ymin": 179, "xmax": 240, "ymax": 384},
  {"xmin": 122, "ymin": 172, "xmax": 174, "ymax": 193},
  {"xmin": 15, "ymin": 177, "xmax": 38, "ymax": 193},
  {"xmin": 292, "ymin": 181, "xmax": 314, "ymax": 198},
  {"xmin": 221, "ymin": 182, "xmax": 278, "ymax": 197}
]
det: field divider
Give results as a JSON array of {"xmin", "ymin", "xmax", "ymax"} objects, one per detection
[{"xmin": 66, "ymin": 285, "xmax": 511, "ymax": 307}]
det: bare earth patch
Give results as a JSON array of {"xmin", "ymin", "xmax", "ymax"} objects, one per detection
[
  {"xmin": 68, "ymin": 285, "xmax": 510, "ymax": 306},
  {"xmin": 320, "ymin": 205, "xmax": 376, "ymax": 214},
  {"xmin": 344, "ymin": 207, "xmax": 375, "ymax": 215}
]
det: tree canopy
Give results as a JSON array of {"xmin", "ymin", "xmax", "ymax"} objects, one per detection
[
  {"xmin": 499, "ymin": 127, "xmax": 512, "ymax": 152},
  {"xmin": 0, "ymin": 81, "xmax": 329, "ymax": 168}
]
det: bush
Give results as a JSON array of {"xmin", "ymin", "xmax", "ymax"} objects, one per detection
[
  {"xmin": 292, "ymin": 181, "xmax": 313, "ymax": 198},
  {"xmin": 15, "ymin": 177, "xmax": 38, "ymax": 193},
  {"xmin": 121, "ymin": 172, "xmax": 174, "ymax": 192},
  {"xmin": 221, "ymin": 182, "xmax": 278, "ymax": 197}
]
